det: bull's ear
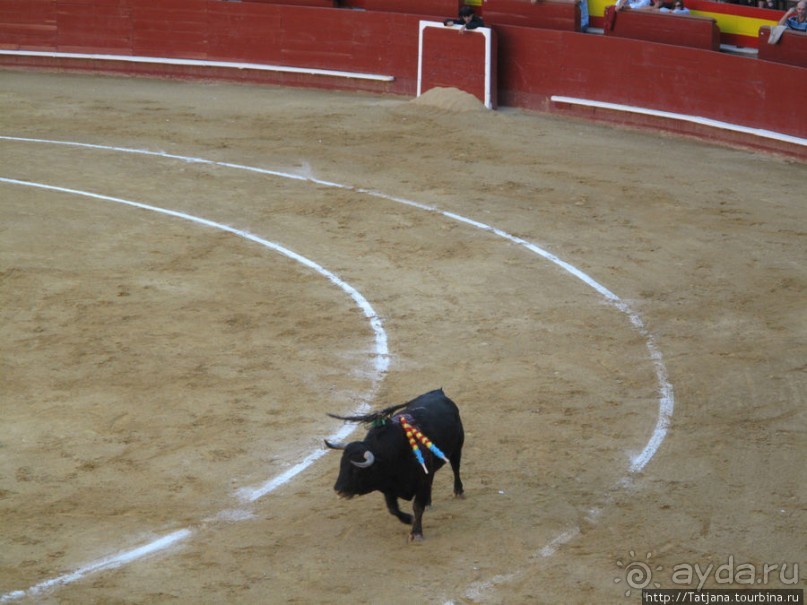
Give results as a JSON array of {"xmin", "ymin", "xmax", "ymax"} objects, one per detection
[
  {"xmin": 324, "ymin": 440, "xmax": 347, "ymax": 450},
  {"xmin": 350, "ymin": 449, "xmax": 375, "ymax": 469}
]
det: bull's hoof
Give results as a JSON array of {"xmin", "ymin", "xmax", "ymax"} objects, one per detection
[
  {"xmin": 454, "ymin": 491, "xmax": 465, "ymax": 499},
  {"xmin": 408, "ymin": 533, "xmax": 425, "ymax": 543}
]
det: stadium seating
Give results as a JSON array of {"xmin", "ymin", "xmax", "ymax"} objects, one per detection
[
  {"xmin": 482, "ymin": 0, "xmax": 581, "ymax": 31},
  {"xmin": 603, "ymin": 5, "xmax": 721, "ymax": 50},
  {"xmin": 758, "ymin": 26, "xmax": 807, "ymax": 68}
]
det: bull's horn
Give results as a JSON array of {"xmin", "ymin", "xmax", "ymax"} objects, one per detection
[
  {"xmin": 324, "ymin": 440, "xmax": 346, "ymax": 450},
  {"xmin": 350, "ymin": 450, "xmax": 375, "ymax": 468}
]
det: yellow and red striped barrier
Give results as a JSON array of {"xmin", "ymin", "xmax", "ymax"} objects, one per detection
[{"xmin": 588, "ymin": 0, "xmax": 779, "ymax": 47}]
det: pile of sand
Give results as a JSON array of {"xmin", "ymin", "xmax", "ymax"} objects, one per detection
[{"xmin": 410, "ymin": 86, "xmax": 487, "ymax": 112}]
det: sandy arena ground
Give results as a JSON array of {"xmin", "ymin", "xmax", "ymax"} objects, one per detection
[{"xmin": 0, "ymin": 71, "xmax": 804, "ymax": 604}]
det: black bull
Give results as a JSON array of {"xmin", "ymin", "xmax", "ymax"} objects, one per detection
[{"xmin": 325, "ymin": 389, "xmax": 465, "ymax": 541}]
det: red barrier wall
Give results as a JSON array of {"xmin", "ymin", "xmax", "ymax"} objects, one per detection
[
  {"xmin": 758, "ymin": 26, "xmax": 807, "ymax": 68},
  {"xmin": 342, "ymin": 0, "xmax": 461, "ymax": 17},
  {"xmin": 483, "ymin": 0, "xmax": 580, "ymax": 31},
  {"xmin": 603, "ymin": 6, "xmax": 720, "ymax": 51},
  {"xmin": 494, "ymin": 25, "xmax": 803, "ymax": 139},
  {"xmin": 0, "ymin": 0, "xmax": 805, "ymax": 157},
  {"xmin": 248, "ymin": 0, "xmax": 336, "ymax": 8},
  {"xmin": 0, "ymin": 0, "xmax": 423, "ymax": 94}
]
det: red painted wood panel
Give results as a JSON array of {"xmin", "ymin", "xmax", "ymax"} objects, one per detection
[
  {"xmin": 0, "ymin": 0, "xmax": 56, "ymax": 22},
  {"xmin": 483, "ymin": 0, "xmax": 579, "ymax": 31},
  {"xmin": 130, "ymin": 0, "xmax": 208, "ymax": 58},
  {"xmin": 247, "ymin": 0, "xmax": 336, "ymax": 8},
  {"xmin": 55, "ymin": 1, "xmax": 131, "ymax": 52},
  {"xmin": 370, "ymin": 18, "xmax": 422, "ymax": 85},
  {"xmin": 758, "ymin": 26, "xmax": 807, "ymax": 68},
  {"xmin": 0, "ymin": 24, "xmax": 58, "ymax": 50},
  {"xmin": 342, "ymin": 0, "xmax": 461, "ymax": 18},
  {"xmin": 603, "ymin": 5, "xmax": 720, "ymax": 51},
  {"xmin": 130, "ymin": 1, "xmax": 208, "ymax": 31},
  {"xmin": 0, "ymin": 0, "xmax": 54, "ymax": 48},
  {"xmin": 275, "ymin": 9, "xmax": 420, "ymax": 76},
  {"xmin": 278, "ymin": 10, "xmax": 365, "ymax": 70},
  {"xmin": 207, "ymin": 4, "xmax": 284, "ymax": 62}
]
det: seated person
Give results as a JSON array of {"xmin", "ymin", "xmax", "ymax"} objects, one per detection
[
  {"xmin": 616, "ymin": 0, "xmax": 653, "ymax": 10},
  {"xmin": 660, "ymin": 0, "xmax": 690, "ymax": 13},
  {"xmin": 779, "ymin": 0, "xmax": 807, "ymax": 30},
  {"xmin": 581, "ymin": 0, "xmax": 590, "ymax": 32},
  {"xmin": 444, "ymin": 6, "xmax": 486, "ymax": 31}
]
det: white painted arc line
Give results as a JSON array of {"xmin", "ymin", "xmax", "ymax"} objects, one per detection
[
  {"xmin": 0, "ymin": 177, "xmax": 390, "ymax": 377},
  {"xmin": 0, "ymin": 530, "xmax": 192, "ymax": 604},
  {"xmin": 0, "ymin": 417, "xmax": 375, "ymax": 603},
  {"xmin": 537, "ymin": 527, "xmax": 583, "ymax": 558},
  {"xmin": 0, "ymin": 136, "xmax": 675, "ymax": 600},
  {"xmin": 235, "ymin": 411, "xmax": 368, "ymax": 503},
  {"xmin": 0, "ymin": 136, "xmax": 674, "ymax": 469},
  {"xmin": 352, "ymin": 187, "xmax": 674, "ymax": 474},
  {"xmin": 1, "ymin": 136, "xmax": 673, "ymax": 469},
  {"xmin": 449, "ymin": 526, "xmax": 584, "ymax": 604},
  {"xmin": 0, "ymin": 176, "xmax": 388, "ymax": 602}
]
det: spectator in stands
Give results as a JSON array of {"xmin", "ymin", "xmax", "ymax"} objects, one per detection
[
  {"xmin": 779, "ymin": 0, "xmax": 807, "ymax": 30},
  {"xmin": 443, "ymin": 6, "xmax": 486, "ymax": 31},
  {"xmin": 616, "ymin": 0, "xmax": 653, "ymax": 11},
  {"xmin": 580, "ymin": 0, "xmax": 590, "ymax": 32},
  {"xmin": 660, "ymin": 0, "xmax": 691, "ymax": 13}
]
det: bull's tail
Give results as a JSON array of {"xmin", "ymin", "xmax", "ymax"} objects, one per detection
[
  {"xmin": 327, "ymin": 402, "xmax": 408, "ymax": 426},
  {"xmin": 328, "ymin": 389, "xmax": 447, "ymax": 426}
]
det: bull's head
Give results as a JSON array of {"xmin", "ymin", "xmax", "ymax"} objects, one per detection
[{"xmin": 325, "ymin": 440, "xmax": 378, "ymax": 498}]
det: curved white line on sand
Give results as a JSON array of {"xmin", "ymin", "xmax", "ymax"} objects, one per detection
[
  {"xmin": 356, "ymin": 189, "xmax": 674, "ymax": 475},
  {"xmin": 0, "ymin": 136, "xmax": 673, "ymax": 474},
  {"xmin": 0, "ymin": 176, "xmax": 387, "ymax": 602},
  {"xmin": 0, "ymin": 177, "xmax": 389, "ymax": 378},
  {"xmin": 0, "ymin": 530, "xmax": 192, "ymax": 603},
  {"xmin": 0, "ymin": 136, "xmax": 675, "ymax": 602}
]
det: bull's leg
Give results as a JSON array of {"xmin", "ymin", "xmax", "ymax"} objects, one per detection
[
  {"xmin": 410, "ymin": 493, "xmax": 427, "ymax": 542},
  {"xmin": 384, "ymin": 492, "xmax": 413, "ymax": 525},
  {"xmin": 409, "ymin": 479, "xmax": 434, "ymax": 542},
  {"xmin": 450, "ymin": 449, "xmax": 464, "ymax": 498}
]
